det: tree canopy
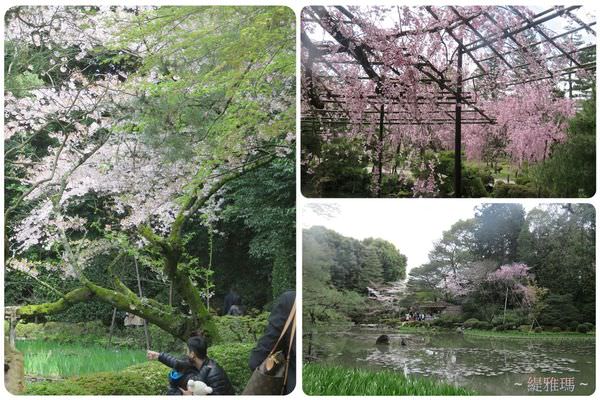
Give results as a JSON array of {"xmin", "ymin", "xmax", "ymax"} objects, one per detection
[
  {"xmin": 405, "ymin": 204, "xmax": 595, "ymax": 326},
  {"xmin": 303, "ymin": 226, "xmax": 407, "ymax": 325}
]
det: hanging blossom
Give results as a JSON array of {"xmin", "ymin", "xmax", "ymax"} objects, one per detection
[
  {"xmin": 487, "ymin": 262, "xmax": 530, "ymax": 281},
  {"xmin": 412, "ymin": 158, "xmax": 441, "ymax": 197},
  {"xmin": 302, "ymin": 6, "xmax": 588, "ymax": 195},
  {"xmin": 487, "ymin": 262, "xmax": 536, "ymax": 306}
]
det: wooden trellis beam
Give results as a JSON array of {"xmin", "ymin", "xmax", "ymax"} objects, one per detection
[
  {"xmin": 509, "ymin": 6, "xmax": 582, "ymax": 68},
  {"xmin": 556, "ymin": 6, "xmax": 596, "ymax": 36},
  {"xmin": 426, "ymin": 6, "xmax": 488, "ymax": 73},
  {"xmin": 477, "ymin": 22, "xmax": 596, "ymax": 64},
  {"xmin": 464, "ymin": 6, "xmax": 581, "ymax": 52}
]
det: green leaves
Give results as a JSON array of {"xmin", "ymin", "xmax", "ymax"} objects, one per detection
[{"xmin": 117, "ymin": 6, "xmax": 295, "ymax": 166}]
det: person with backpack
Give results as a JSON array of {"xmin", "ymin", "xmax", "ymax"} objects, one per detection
[{"xmin": 245, "ymin": 290, "xmax": 296, "ymax": 395}]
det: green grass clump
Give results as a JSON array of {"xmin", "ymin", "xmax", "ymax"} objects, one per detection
[
  {"xmin": 24, "ymin": 342, "xmax": 254, "ymax": 395},
  {"xmin": 16, "ymin": 340, "xmax": 146, "ymax": 377},
  {"xmin": 303, "ymin": 364, "xmax": 475, "ymax": 395},
  {"xmin": 464, "ymin": 329, "xmax": 595, "ymax": 342}
]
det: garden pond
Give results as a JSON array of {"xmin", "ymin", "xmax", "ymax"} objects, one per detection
[{"xmin": 305, "ymin": 326, "xmax": 595, "ymax": 395}]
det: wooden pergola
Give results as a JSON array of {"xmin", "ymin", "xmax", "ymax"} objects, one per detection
[{"xmin": 302, "ymin": 6, "xmax": 596, "ymax": 197}]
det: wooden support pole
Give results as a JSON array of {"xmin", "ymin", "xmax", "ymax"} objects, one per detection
[
  {"xmin": 107, "ymin": 307, "xmax": 117, "ymax": 347},
  {"xmin": 503, "ymin": 286, "xmax": 509, "ymax": 324},
  {"xmin": 9, "ymin": 315, "xmax": 17, "ymax": 349},
  {"xmin": 454, "ymin": 47, "xmax": 463, "ymax": 198},
  {"xmin": 377, "ymin": 103, "xmax": 385, "ymax": 198},
  {"xmin": 134, "ymin": 257, "xmax": 151, "ymax": 350}
]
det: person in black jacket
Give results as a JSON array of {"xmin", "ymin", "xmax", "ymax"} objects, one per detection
[
  {"xmin": 148, "ymin": 335, "xmax": 235, "ymax": 395},
  {"xmin": 248, "ymin": 290, "xmax": 296, "ymax": 394}
]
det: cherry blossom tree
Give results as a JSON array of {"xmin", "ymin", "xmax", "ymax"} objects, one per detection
[
  {"xmin": 4, "ymin": 6, "xmax": 295, "ymax": 341},
  {"xmin": 301, "ymin": 5, "xmax": 593, "ymax": 197}
]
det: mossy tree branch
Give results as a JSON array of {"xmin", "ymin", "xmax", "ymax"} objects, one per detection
[{"xmin": 16, "ymin": 287, "xmax": 94, "ymax": 319}]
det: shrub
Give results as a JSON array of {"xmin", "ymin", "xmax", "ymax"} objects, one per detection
[
  {"xmin": 428, "ymin": 151, "xmax": 490, "ymax": 197},
  {"xmin": 551, "ymin": 327, "xmax": 562, "ymax": 333},
  {"xmin": 463, "ymin": 318, "xmax": 480, "ymax": 329},
  {"xmin": 463, "ymin": 318, "xmax": 492, "ymax": 330},
  {"xmin": 432, "ymin": 314, "xmax": 462, "ymax": 328},
  {"xmin": 213, "ymin": 313, "xmax": 269, "ymax": 345},
  {"xmin": 463, "ymin": 167, "xmax": 489, "ymax": 197},
  {"xmin": 568, "ymin": 321, "xmax": 580, "ymax": 332},
  {"xmin": 519, "ymin": 325, "xmax": 532, "ymax": 332},
  {"xmin": 537, "ymin": 293, "xmax": 580, "ymax": 330},
  {"xmin": 491, "ymin": 310, "xmax": 527, "ymax": 328},
  {"xmin": 534, "ymin": 327, "xmax": 543, "ymax": 333},
  {"xmin": 492, "ymin": 181, "xmax": 539, "ymax": 198},
  {"xmin": 209, "ymin": 342, "xmax": 254, "ymax": 393},
  {"xmin": 577, "ymin": 322, "xmax": 594, "ymax": 334},
  {"xmin": 25, "ymin": 342, "xmax": 254, "ymax": 395}
]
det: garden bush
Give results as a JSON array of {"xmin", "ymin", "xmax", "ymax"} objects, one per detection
[
  {"xmin": 463, "ymin": 318, "xmax": 480, "ymax": 329},
  {"xmin": 24, "ymin": 342, "xmax": 254, "ymax": 395},
  {"xmin": 519, "ymin": 325, "xmax": 532, "ymax": 332},
  {"xmin": 492, "ymin": 181, "xmax": 539, "ymax": 198},
  {"xmin": 577, "ymin": 322, "xmax": 594, "ymax": 334},
  {"xmin": 213, "ymin": 313, "xmax": 269, "ymax": 345},
  {"xmin": 463, "ymin": 318, "xmax": 491, "ymax": 330},
  {"xmin": 381, "ymin": 173, "xmax": 414, "ymax": 197},
  {"xmin": 568, "ymin": 321, "xmax": 580, "ymax": 331},
  {"xmin": 537, "ymin": 293, "xmax": 581, "ymax": 330},
  {"xmin": 490, "ymin": 310, "xmax": 528, "ymax": 328},
  {"xmin": 429, "ymin": 151, "xmax": 490, "ymax": 197},
  {"xmin": 431, "ymin": 314, "xmax": 463, "ymax": 328}
]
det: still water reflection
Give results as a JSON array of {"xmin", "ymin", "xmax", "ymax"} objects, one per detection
[{"xmin": 306, "ymin": 327, "xmax": 595, "ymax": 395}]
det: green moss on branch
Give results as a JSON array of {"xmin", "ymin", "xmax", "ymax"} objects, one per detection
[{"xmin": 16, "ymin": 287, "xmax": 93, "ymax": 319}]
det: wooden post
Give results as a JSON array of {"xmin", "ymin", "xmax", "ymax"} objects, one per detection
[
  {"xmin": 9, "ymin": 315, "xmax": 17, "ymax": 349},
  {"xmin": 454, "ymin": 46, "xmax": 463, "ymax": 198},
  {"xmin": 503, "ymin": 286, "xmax": 509, "ymax": 324},
  {"xmin": 134, "ymin": 257, "xmax": 151, "ymax": 350},
  {"xmin": 107, "ymin": 307, "xmax": 117, "ymax": 347},
  {"xmin": 377, "ymin": 103, "xmax": 385, "ymax": 197}
]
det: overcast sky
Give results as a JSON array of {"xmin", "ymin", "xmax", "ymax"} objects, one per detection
[{"xmin": 302, "ymin": 200, "xmax": 539, "ymax": 273}]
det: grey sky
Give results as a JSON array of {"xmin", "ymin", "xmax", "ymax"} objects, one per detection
[{"xmin": 302, "ymin": 200, "xmax": 538, "ymax": 273}]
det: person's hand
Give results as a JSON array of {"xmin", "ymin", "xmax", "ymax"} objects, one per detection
[
  {"xmin": 147, "ymin": 350, "xmax": 159, "ymax": 360},
  {"xmin": 180, "ymin": 387, "xmax": 193, "ymax": 395}
]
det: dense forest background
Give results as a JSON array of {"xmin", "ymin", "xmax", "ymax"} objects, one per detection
[
  {"xmin": 303, "ymin": 226, "xmax": 406, "ymax": 324},
  {"xmin": 304, "ymin": 204, "xmax": 595, "ymax": 331}
]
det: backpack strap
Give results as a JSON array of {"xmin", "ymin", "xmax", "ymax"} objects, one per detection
[
  {"xmin": 281, "ymin": 307, "xmax": 296, "ymax": 394},
  {"xmin": 268, "ymin": 300, "xmax": 296, "ymax": 357}
]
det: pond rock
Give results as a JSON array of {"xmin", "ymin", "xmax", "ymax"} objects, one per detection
[{"xmin": 376, "ymin": 334, "xmax": 390, "ymax": 345}]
